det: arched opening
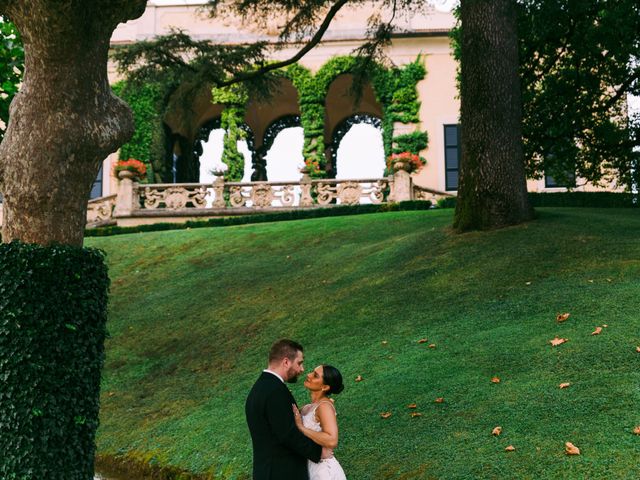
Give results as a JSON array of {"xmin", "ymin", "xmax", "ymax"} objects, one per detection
[
  {"xmin": 332, "ymin": 114, "xmax": 385, "ymax": 179},
  {"xmin": 193, "ymin": 118, "xmax": 254, "ymax": 183},
  {"xmin": 261, "ymin": 115, "xmax": 304, "ymax": 181}
]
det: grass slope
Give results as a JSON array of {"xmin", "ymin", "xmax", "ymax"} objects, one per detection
[{"xmin": 88, "ymin": 208, "xmax": 640, "ymax": 479}]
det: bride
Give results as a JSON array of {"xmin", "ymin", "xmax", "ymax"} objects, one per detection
[{"xmin": 293, "ymin": 364, "xmax": 347, "ymax": 480}]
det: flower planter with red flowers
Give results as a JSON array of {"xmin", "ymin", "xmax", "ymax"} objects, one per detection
[
  {"xmin": 386, "ymin": 152, "xmax": 425, "ymax": 174},
  {"xmin": 114, "ymin": 159, "xmax": 147, "ymax": 180}
]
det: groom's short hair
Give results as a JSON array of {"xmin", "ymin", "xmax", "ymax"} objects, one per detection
[{"xmin": 269, "ymin": 339, "xmax": 303, "ymax": 363}]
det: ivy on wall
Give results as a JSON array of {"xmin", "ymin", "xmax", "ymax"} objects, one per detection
[
  {"xmin": 212, "ymin": 85, "xmax": 249, "ymax": 181},
  {"xmin": 116, "ymin": 55, "xmax": 428, "ymax": 182},
  {"xmin": 112, "ymin": 81, "xmax": 167, "ymax": 182}
]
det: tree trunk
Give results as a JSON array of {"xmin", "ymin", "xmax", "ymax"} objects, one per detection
[
  {"xmin": 0, "ymin": 0, "xmax": 147, "ymax": 245},
  {"xmin": 453, "ymin": 0, "xmax": 534, "ymax": 231}
]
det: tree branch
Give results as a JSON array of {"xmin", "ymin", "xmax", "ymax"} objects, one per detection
[{"xmin": 217, "ymin": 0, "xmax": 351, "ymax": 87}]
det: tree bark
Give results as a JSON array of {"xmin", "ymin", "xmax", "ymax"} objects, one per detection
[
  {"xmin": 453, "ymin": 0, "xmax": 534, "ymax": 231},
  {"xmin": 0, "ymin": 0, "xmax": 147, "ymax": 245}
]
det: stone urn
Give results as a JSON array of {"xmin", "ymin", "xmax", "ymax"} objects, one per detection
[
  {"xmin": 117, "ymin": 169, "xmax": 138, "ymax": 181},
  {"xmin": 392, "ymin": 161, "xmax": 412, "ymax": 173}
]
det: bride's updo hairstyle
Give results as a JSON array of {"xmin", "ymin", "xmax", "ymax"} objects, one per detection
[{"xmin": 321, "ymin": 365, "xmax": 344, "ymax": 396}]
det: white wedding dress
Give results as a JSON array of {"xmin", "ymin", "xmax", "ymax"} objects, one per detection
[{"xmin": 301, "ymin": 401, "xmax": 347, "ymax": 480}]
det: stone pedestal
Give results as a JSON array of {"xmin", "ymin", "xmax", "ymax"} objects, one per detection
[
  {"xmin": 389, "ymin": 169, "xmax": 412, "ymax": 202},
  {"xmin": 299, "ymin": 169, "xmax": 314, "ymax": 207},
  {"xmin": 113, "ymin": 170, "xmax": 137, "ymax": 217}
]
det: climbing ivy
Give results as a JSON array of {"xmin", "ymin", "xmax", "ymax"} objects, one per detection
[
  {"xmin": 212, "ymin": 85, "xmax": 249, "ymax": 181},
  {"xmin": 112, "ymin": 81, "xmax": 168, "ymax": 183}
]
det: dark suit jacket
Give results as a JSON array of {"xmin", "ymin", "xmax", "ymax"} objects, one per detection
[{"xmin": 246, "ymin": 371, "xmax": 322, "ymax": 480}]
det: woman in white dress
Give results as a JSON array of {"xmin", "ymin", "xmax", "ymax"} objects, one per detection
[{"xmin": 293, "ymin": 364, "xmax": 347, "ymax": 480}]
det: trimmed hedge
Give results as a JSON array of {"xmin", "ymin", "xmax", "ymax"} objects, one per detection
[
  {"xmin": 528, "ymin": 192, "xmax": 638, "ymax": 208},
  {"xmin": 0, "ymin": 242, "xmax": 109, "ymax": 480},
  {"xmin": 85, "ymin": 201, "xmax": 432, "ymax": 238}
]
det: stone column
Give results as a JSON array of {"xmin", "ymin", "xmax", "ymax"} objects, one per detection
[
  {"xmin": 113, "ymin": 170, "xmax": 137, "ymax": 217},
  {"xmin": 388, "ymin": 167, "xmax": 413, "ymax": 202}
]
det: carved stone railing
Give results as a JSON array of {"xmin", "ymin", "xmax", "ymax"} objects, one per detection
[
  {"xmin": 86, "ymin": 194, "xmax": 116, "ymax": 227},
  {"xmin": 132, "ymin": 177, "xmax": 390, "ymax": 214},
  {"xmin": 77, "ymin": 168, "xmax": 453, "ymax": 228}
]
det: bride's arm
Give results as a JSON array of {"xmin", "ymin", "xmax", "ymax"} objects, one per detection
[{"xmin": 293, "ymin": 403, "xmax": 339, "ymax": 449}]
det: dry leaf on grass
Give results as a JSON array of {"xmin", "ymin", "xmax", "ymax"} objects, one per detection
[
  {"xmin": 434, "ymin": 397, "xmax": 444, "ymax": 403},
  {"xmin": 556, "ymin": 313, "xmax": 571, "ymax": 323},
  {"xmin": 428, "ymin": 344, "xmax": 437, "ymax": 349},
  {"xmin": 381, "ymin": 341, "xmax": 388, "ymax": 345},
  {"xmin": 492, "ymin": 426, "xmax": 502, "ymax": 436},
  {"xmin": 565, "ymin": 442, "xmax": 580, "ymax": 455},
  {"xmin": 505, "ymin": 445, "xmax": 516, "ymax": 452},
  {"xmin": 559, "ymin": 382, "xmax": 571, "ymax": 389},
  {"xmin": 636, "ymin": 346, "xmax": 640, "ymax": 353},
  {"xmin": 550, "ymin": 337, "xmax": 568, "ymax": 346},
  {"xmin": 633, "ymin": 426, "xmax": 640, "ymax": 435},
  {"xmin": 407, "ymin": 403, "xmax": 417, "ymax": 409},
  {"xmin": 418, "ymin": 338, "xmax": 428, "ymax": 344},
  {"xmin": 380, "ymin": 412, "xmax": 392, "ymax": 419},
  {"xmin": 602, "ymin": 324, "xmax": 608, "ymax": 328},
  {"xmin": 592, "ymin": 326, "xmax": 603, "ymax": 336},
  {"xmin": 355, "ymin": 375, "xmax": 363, "ymax": 382},
  {"xmin": 491, "ymin": 376, "xmax": 501, "ymax": 384},
  {"xmin": 410, "ymin": 412, "xmax": 422, "ymax": 418}
]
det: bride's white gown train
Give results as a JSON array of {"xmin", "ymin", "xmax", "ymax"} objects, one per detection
[{"xmin": 301, "ymin": 401, "xmax": 347, "ymax": 480}]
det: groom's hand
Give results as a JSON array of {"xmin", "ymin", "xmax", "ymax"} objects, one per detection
[{"xmin": 321, "ymin": 447, "xmax": 334, "ymax": 459}]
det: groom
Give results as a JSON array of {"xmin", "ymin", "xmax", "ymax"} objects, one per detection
[{"xmin": 246, "ymin": 339, "xmax": 322, "ymax": 479}]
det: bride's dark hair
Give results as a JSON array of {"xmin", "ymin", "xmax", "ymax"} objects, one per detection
[{"xmin": 321, "ymin": 365, "xmax": 344, "ymax": 396}]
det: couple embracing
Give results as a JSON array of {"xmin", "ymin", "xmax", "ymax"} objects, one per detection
[{"xmin": 246, "ymin": 339, "xmax": 347, "ymax": 480}]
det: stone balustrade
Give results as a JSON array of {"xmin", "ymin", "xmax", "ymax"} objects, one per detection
[{"xmin": 0, "ymin": 169, "xmax": 453, "ymax": 230}]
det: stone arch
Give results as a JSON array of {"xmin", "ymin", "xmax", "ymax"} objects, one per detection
[
  {"xmin": 258, "ymin": 114, "xmax": 302, "ymax": 181},
  {"xmin": 329, "ymin": 113, "xmax": 383, "ymax": 176},
  {"xmin": 323, "ymin": 74, "xmax": 384, "ymax": 177}
]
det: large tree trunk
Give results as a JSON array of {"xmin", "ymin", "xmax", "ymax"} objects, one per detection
[
  {"xmin": 453, "ymin": 0, "xmax": 534, "ymax": 231},
  {"xmin": 0, "ymin": 0, "xmax": 147, "ymax": 245}
]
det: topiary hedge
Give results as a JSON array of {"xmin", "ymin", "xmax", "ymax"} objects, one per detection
[
  {"xmin": 0, "ymin": 242, "xmax": 110, "ymax": 480},
  {"xmin": 528, "ymin": 192, "xmax": 638, "ymax": 208}
]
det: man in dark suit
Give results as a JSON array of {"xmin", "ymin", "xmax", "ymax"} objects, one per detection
[{"xmin": 246, "ymin": 339, "xmax": 322, "ymax": 479}]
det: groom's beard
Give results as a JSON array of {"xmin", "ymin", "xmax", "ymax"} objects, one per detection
[{"xmin": 285, "ymin": 368, "xmax": 300, "ymax": 383}]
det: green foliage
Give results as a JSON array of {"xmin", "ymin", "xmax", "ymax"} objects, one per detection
[
  {"xmin": 392, "ymin": 131, "xmax": 429, "ymax": 155},
  {"xmin": 89, "ymin": 208, "xmax": 640, "ymax": 478},
  {"xmin": 112, "ymin": 81, "xmax": 166, "ymax": 182},
  {"xmin": 85, "ymin": 200, "xmax": 432, "ymax": 238},
  {"xmin": 0, "ymin": 242, "xmax": 109, "ymax": 480},
  {"xmin": 436, "ymin": 196, "xmax": 457, "ymax": 209},
  {"xmin": 451, "ymin": 1, "xmax": 640, "ymax": 189},
  {"xmin": 0, "ymin": 19, "xmax": 24, "ymax": 143},
  {"xmin": 518, "ymin": 0, "xmax": 640, "ymax": 189},
  {"xmin": 528, "ymin": 192, "xmax": 638, "ymax": 208}
]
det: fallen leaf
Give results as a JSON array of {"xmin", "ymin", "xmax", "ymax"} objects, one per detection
[
  {"xmin": 559, "ymin": 382, "xmax": 571, "ymax": 389},
  {"xmin": 565, "ymin": 442, "xmax": 581, "ymax": 455},
  {"xmin": 602, "ymin": 324, "xmax": 608, "ymax": 328},
  {"xmin": 428, "ymin": 344, "xmax": 437, "ymax": 349},
  {"xmin": 107, "ymin": 392, "xmax": 116, "ymax": 397},
  {"xmin": 556, "ymin": 313, "xmax": 571, "ymax": 323},
  {"xmin": 607, "ymin": 278, "xmax": 612, "ymax": 282},
  {"xmin": 505, "ymin": 445, "xmax": 516, "ymax": 452},
  {"xmin": 492, "ymin": 426, "xmax": 502, "ymax": 436},
  {"xmin": 417, "ymin": 338, "xmax": 428, "ymax": 344},
  {"xmin": 525, "ymin": 281, "xmax": 532, "ymax": 286},
  {"xmin": 587, "ymin": 279, "xmax": 594, "ymax": 283},
  {"xmin": 407, "ymin": 403, "xmax": 417, "ymax": 409},
  {"xmin": 434, "ymin": 397, "xmax": 444, "ymax": 403},
  {"xmin": 382, "ymin": 341, "xmax": 388, "ymax": 345},
  {"xmin": 410, "ymin": 412, "xmax": 422, "ymax": 418},
  {"xmin": 491, "ymin": 376, "xmax": 501, "ymax": 384},
  {"xmin": 380, "ymin": 412, "xmax": 392, "ymax": 419},
  {"xmin": 592, "ymin": 326, "xmax": 603, "ymax": 336},
  {"xmin": 636, "ymin": 346, "xmax": 640, "ymax": 353},
  {"xmin": 633, "ymin": 426, "xmax": 640, "ymax": 435},
  {"xmin": 550, "ymin": 337, "xmax": 568, "ymax": 346},
  {"xmin": 355, "ymin": 375, "xmax": 363, "ymax": 382}
]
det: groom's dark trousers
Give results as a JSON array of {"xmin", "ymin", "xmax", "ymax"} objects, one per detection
[{"xmin": 246, "ymin": 372, "xmax": 322, "ymax": 480}]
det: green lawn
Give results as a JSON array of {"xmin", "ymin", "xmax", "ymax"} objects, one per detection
[{"xmin": 88, "ymin": 208, "xmax": 640, "ymax": 479}]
